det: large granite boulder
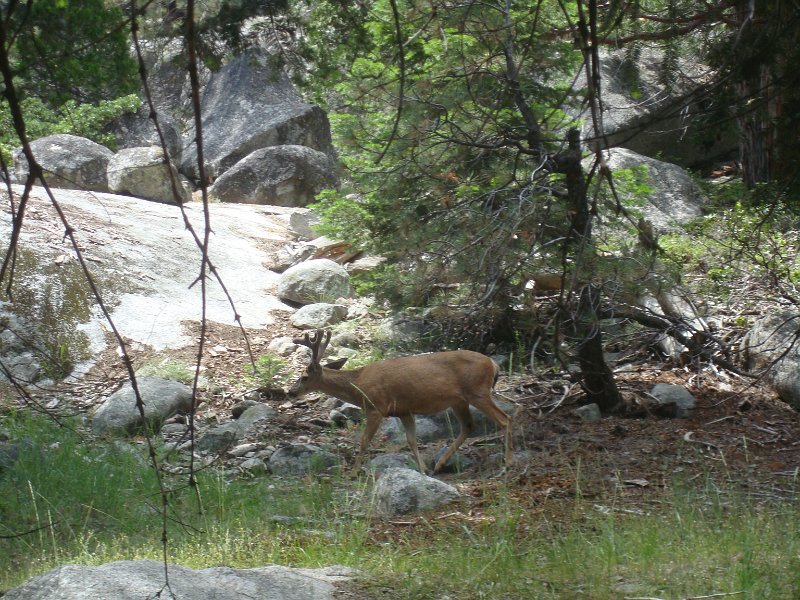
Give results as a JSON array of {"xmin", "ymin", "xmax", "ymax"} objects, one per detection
[
  {"xmin": 581, "ymin": 48, "xmax": 737, "ymax": 167},
  {"xmin": 603, "ymin": 148, "xmax": 706, "ymax": 232},
  {"xmin": 210, "ymin": 145, "xmax": 339, "ymax": 206},
  {"xmin": 105, "ymin": 103, "xmax": 182, "ymax": 161},
  {"xmin": 277, "ymin": 259, "xmax": 354, "ymax": 305},
  {"xmin": 742, "ymin": 310, "xmax": 800, "ymax": 411},
  {"xmin": 3, "ymin": 560, "xmax": 352, "ymax": 600},
  {"xmin": 92, "ymin": 377, "xmax": 193, "ymax": 436},
  {"xmin": 107, "ymin": 146, "xmax": 191, "ymax": 204},
  {"xmin": 181, "ymin": 51, "xmax": 335, "ymax": 181},
  {"xmin": 13, "ymin": 134, "xmax": 113, "ymax": 192}
]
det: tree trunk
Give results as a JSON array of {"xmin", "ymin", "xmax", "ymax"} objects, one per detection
[
  {"xmin": 558, "ymin": 128, "xmax": 622, "ymax": 412},
  {"xmin": 576, "ymin": 284, "xmax": 623, "ymax": 411},
  {"xmin": 733, "ymin": 0, "xmax": 781, "ymax": 188}
]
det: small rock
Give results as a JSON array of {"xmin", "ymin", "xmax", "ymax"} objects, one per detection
[
  {"xmin": 268, "ymin": 443, "xmax": 339, "ymax": 476},
  {"xmin": 650, "ymin": 383, "xmax": 696, "ymax": 418},
  {"xmin": 267, "ymin": 336, "xmax": 299, "ymax": 356},
  {"xmin": 372, "ymin": 468, "xmax": 460, "ymax": 517},
  {"xmin": 231, "ymin": 400, "xmax": 260, "ymax": 419},
  {"xmin": 290, "ymin": 303, "xmax": 349, "ymax": 330},
  {"xmin": 431, "ymin": 447, "xmax": 474, "ymax": 473},
  {"xmin": 228, "ymin": 442, "xmax": 259, "ymax": 457},
  {"xmin": 240, "ymin": 457, "xmax": 268, "ymax": 475},
  {"xmin": 575, "ymin": 403, "xmax": 602, "ymax": 422}
]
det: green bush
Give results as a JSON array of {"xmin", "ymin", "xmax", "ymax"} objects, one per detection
[
  {"xmin": 0, "ymin": 94, "xmax": 141, "ymax": 164},
  {"xmin": 244, "ymin": 354, "xmax": 291, "ymax": 390}
]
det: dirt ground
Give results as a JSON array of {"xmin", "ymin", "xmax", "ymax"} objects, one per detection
[{"xmin": 39, "ymin": 315, "xmax": 800, "ymax": 518}]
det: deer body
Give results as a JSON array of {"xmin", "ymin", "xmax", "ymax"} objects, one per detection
[{"xmin": 289, "ymin": 330, "xmax": 513, "ymax": 474}]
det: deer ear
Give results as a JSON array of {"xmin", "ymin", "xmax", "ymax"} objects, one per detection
[{"xmin": 324, "ymin": 357, "xmax": 348, "ymax": 370}]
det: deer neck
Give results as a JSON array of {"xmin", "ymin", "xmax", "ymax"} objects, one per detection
[{"xmin": 318, "ymin": 367, "xmax": 368, "ymax": 407}]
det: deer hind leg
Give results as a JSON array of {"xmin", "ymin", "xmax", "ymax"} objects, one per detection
[
  {"xmin": 471, "ymin": 394, "xmax": 513, "ymax": 468},
  {"xmin": 353, "ymin": 410, "xmax": 384, "ymax": 475},
  {"xmin": 432, "ymin": 402, "xmax": 474, "ymax": 473},
  {"xmin": 398, "ymin": 413, "xmax": 427, "ymax": 473}
]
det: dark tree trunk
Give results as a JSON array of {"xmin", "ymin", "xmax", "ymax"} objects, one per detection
[
  {"xmin": 736, "ymin": 66, "xmax": 773, "ymax": 188},
  {"xmin": 558, "ymin": 128, "xmax": 622, "ymax": 412},
  {"xmin": 733, "ymin": 0, "xmax": 783, "ymax": 188},
  {"xmin": 576, "ymin": 284, "xmax": 622, "ymax": 411}
]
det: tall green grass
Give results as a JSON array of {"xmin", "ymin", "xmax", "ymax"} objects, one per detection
[{"xmin": 2, "ymin": 413, "xmax": 799, "ymax": 598}]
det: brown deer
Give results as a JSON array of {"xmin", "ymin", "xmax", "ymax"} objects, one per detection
[{"xmin": 287, "ymin": 329, "xmax": 513, "ymax": 475}]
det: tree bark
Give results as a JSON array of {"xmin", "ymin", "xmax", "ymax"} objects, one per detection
[{"xmin": 558, "ymin": 128, "xmax": 623, "ymax": 412}]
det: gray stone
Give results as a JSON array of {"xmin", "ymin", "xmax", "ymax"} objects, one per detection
[
  {"xmin": 430, "ymin": 400, "xmax": 515, "ymax": 437},
  {"xmin": 372, "ymin": 468, "xmax": 460, "ymax": 516},
  {"xmin": 267, "ymin": 336, "xmax": 299, "ymax": 357},
  {"xmin": 13, "ymin": 134, "xmax": 113, "ymax": 192},
  {"xmin": 290, "ymin": 303, "xmax": 349, "ymax": 329},
  {"xmin": 346, "ymin": 255, "xmax": 387, "ymax": 275},
  {"xmin": 330, "ymin": 402, "xmax": 363, "ymax": 425},
  {"xmin": 181, "ymin": 51, "xmax": 335, "ymax": 180},
  {"xmin": 649, "ymin": 383, "xmax": 697, "ymax": 418},
  {"xmin": 380, "ymin": 416, "xmax": 448, "ymax": 445},
  {"xmin": 575, "ymin": 403, "xmax": 602, "ymax": 422},
  {"xmin": 197, "ymin": 404, "xmax": 276, "ymax": 453},
  {"xmin": 289, "ymin": 209, "xmax": 321, "ymax": 239},
  {"xmin": 105, "ymin": 104, "xmax": 182, "ymax": 161},
  {"xmin": 330, "ymin": 331, "xmax": 360, "ymax": 349},
  {"xmin": 379, "ymin": 400, "xmax": 513, "ymax": 445},
  {"xmin": 602, "ymin": 148, "xmax": 705, "ymax": 232},
  {"xmin": 374, "ymin": 314, "xmax": 425, "ymax": 350},
  {"xmin": 431, "ymin": 446, "xmax": 475, "ymax": 473},
  {"xmin": 268, "ymin": 443, "xmax": 339, "ymax": 476},
  {"xmin": 0, "ymin": 307, "xmax": 48, "ymax": 383},
  {"xmin": 228, "ymin": 442, "xmax": 259, "ymax": 457},
  {"xmin": 3, "ymin": 559, "xmax": 352, "ymax": 600},
  {"xmin": 277, "ymin": 259, "xmax": 354, "ymax": 305},
  {"xmin": 107, "ymin": 146, "xmax": 191, "ymax": 204},
  {"xmin": 92, "ymin": 377, "xmax": 193, "ymax": 436},
  {"xmin": 231, "ymin": 400, "xmax": 261, "ymax": 419},
  {"xmin": 580, "ymin": 48, "xmax": 736, "ymax": 167},
  {"xmin": 240, "ymin": 457, "xmax": 268, "ymax": 475},
  {"xmin": 210, "ymin": 145, "xmax": 339, "ymax": 207},
  {"xmin": 742, "ymin": 311, "xmax": 800, "ymax": 410},
  {"xmin": 365, "ymin": 453, "xmax": 417, "ymax": 475}
]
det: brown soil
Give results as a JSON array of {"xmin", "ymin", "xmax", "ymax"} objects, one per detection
[{"xmin": 39, "ymin": 316, "xmax": 800, "ymax": 517}]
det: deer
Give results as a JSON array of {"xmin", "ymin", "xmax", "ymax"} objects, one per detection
[{"xmin": 287, "ymin": 329, "xmax": 513, "ymax": 475}]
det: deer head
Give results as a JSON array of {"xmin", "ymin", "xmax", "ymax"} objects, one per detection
[{"xmin": 288, "ymin": 329, "xmax": 347, "ymax": 397}]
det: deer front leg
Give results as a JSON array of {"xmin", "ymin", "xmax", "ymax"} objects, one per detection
[
  {"xmin": 432, "ymin": 403, "xmax": 474, "ymax": 473},
  {"xmin": 352, "ymin": 410, "xmax": 384, "ymax": 476},
  {"xmin": 398, "ymin": 413, "xmax": 427, "ymax": 474}
]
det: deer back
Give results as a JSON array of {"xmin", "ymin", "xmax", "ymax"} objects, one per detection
[{"xmin": 347, "ymin": 350, "xmax": 498, "ymax": 416}]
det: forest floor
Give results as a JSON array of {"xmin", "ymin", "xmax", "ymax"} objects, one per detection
[
  {"xmin": 12, "ymin": 312, "xmax": 800, "ymax": 599},
  {"xmin": 55, "ymin": 315, "xmax": 800, "ymax": 518}
]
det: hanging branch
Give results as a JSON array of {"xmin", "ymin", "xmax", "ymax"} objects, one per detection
[
  {"xmin": 0, "ymin": 4, "xmax": 176, "ymax": 589},
  {"xmin": 375, "ymin": 0, "xmax": 405, "ymax": 165}
]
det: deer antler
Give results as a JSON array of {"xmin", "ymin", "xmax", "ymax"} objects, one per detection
[{"xmin": 293, "ymin": 329, "xmax": 331, "ymax": 368}]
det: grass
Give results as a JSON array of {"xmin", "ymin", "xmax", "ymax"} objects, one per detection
[{"xmin": 2, "ymin": 413, "xmax": 799, "ymax": 598}]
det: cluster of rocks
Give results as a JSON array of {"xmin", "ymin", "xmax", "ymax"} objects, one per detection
[
  {"xmin": 88, "ymin": 370, "xmax": 512, "ymax": 506},
  {"xmin": 9, "ymin": 51, "xmax": 339, "ymax": 208}
]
